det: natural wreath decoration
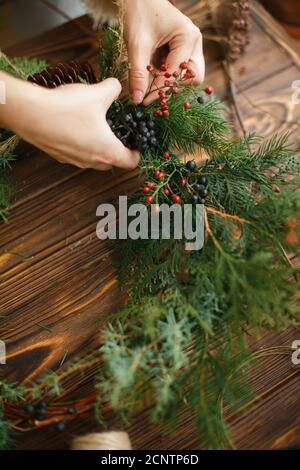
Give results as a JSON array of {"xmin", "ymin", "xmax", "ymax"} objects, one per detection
[{"xmin": 1, "ymin": 27, "xmax": 300, "ymax": 450}]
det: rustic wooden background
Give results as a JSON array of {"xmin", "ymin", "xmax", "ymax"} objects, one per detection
[{"xmin": 1, "ymin": 0, "xmax": 300, "ymax": 450}]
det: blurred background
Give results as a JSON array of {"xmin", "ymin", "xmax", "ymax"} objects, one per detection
[
  {"xmin": 0, "ymin": 0, "xmax": 86, "ymax": 48},
  {"xmin": 0, "ymin": 0, "xmax": 300, "ymax": 49}
]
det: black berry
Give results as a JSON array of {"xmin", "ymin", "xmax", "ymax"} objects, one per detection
[
  {"xmin": 198, "ymin": 176, "xmax": 207, "ymax": 186},
  {"xmin": 186, "ymin": 160, "xmax": 197, "ymax": 172},
  {"xmin": 197, "ymin": 96, "xmax": 204, "ymax": 104},
  {"xmin": 195, "ymin": 184, "xmax": 205, "ymax": 193},
  {"xmin": 24, "ymin": 404, "xmax": 35, "ymax": 415},
  {"xmin": 37, "ymin": 400, "xmax": 47, "ymax": 410},
  {"xmin": 67, "ymin": 406, "xmax": 77, "ymax": 415},
  {"xmin": 55, "ymin": 422, "xmax": 66, "ymax": 432},
  {"xmin": 135, "ymin": 111, "xmax": 144, "ymax": 120},
  {"xmin": 150, "ymin": 137, "xmax": 157, "ymax": 147},
  {"xmin": 35, "ymin": 410, "xmax": 47, "ymax": 421}
]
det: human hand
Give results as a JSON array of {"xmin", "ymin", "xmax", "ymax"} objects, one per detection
[
  {"xmin": 123, "ymin": 0, "xmax": 205, "ymax": 105},
  {"xmin": 0, "ymin": 72, "xmax": 140, "ymax": 171}
]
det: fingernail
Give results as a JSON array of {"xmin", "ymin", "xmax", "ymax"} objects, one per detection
[{"xmin": 132, "ymin": 90, "xmax": 144, "ymax": 103}]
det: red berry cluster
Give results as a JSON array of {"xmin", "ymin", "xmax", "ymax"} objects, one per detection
[
  {"xmin": 142, "ymin": 154, "xmax": 179, "ymax": 204},
  {"xmin": 142, "ymin": 154, "xmax": 210, "ymax": 206},
  {"xmin": 147, "ymin": 62, "xmax": 204, "ymax": 117}
]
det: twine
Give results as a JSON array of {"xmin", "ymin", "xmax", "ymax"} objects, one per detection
[{"xmin": 72, "ymin": 431, "xmax": 132, "ymax": 450}]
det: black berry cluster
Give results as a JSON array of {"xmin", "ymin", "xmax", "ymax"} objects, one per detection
[
  {"xmin": 24, "ymin": 401, "xmax": 77, "ymax": 432},
  {"xmin": 186, "ymin": 160, "xmax": 209, "ymax": 204},
  {"xmin": 107, "ymin": 101, "xmax": 158, "ymax": 152},
  {"xmin": 24, "ymin": 400, "xmax": 48, "ymax": 421}
]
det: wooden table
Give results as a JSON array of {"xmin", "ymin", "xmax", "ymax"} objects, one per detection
[{"xmin": 2, "ymin": 0, "xmax": 300, "ymax": 450}]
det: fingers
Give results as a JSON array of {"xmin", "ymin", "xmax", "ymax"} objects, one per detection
[
  {"xmin": 186, "ymin": 35, "xmax": 205, "ymax": 85},
  {"xmin": 128, "ymin": 39, "xmax": 153, "ymax": 104},
  {"xmin": 88, "ymin": 77, "xmax": 140, "ymax": 171},
  {"xmin": 99, "ymin": 77, "xmax": 122, "ymax": 109},
  {"xmin": 105, "ymin": 130, "xmax": 141, "ymax": 170},
  {"xmin": 143, "ymin": 26, "xmax": 203, "ymax": 105},
  {"xmin": 143, "ymin": 37, "xmax": 193, "ymax": 105}
]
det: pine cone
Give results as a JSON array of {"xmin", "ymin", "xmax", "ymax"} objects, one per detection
[
  {"xmin": 228, "ymin": 0, "xmax": 250, "ymax": 62},
  {"xmin": 27, "ymin": 61, "xmax": 97, "ymax": 88}
]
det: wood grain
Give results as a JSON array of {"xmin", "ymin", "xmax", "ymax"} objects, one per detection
[{"xmin": 1, "ymin": 0, "xmax": 300, "ymax": 450}]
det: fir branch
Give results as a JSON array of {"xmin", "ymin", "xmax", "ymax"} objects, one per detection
[{"xmin": 0, "ymin": 51, "xmax": 47, "ymax": 79}]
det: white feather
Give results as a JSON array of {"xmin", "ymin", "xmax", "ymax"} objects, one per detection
[{"xmin": 82, "ymin": 0, "xmax": 119, "ymax": 27}]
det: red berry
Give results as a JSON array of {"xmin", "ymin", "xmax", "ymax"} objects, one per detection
[
  {"xmin": 273, "ymin": 185, "xmax": 281, "ymax": 193},
  {"xmin": 153, "ymin": 71, "xmax": 160, "ymax": 78},
  {"xmin": 164, "ymin": 80, "xmax": 171, "ymax": 87},
  {"xmin": 185, "ymin": 70, "xmax": 195, "ymax": 80},
  {"xmin": 162, "ymin": 152, "xmax": 170, "ymax": 160},
  {"xmin": 285, "ymin": 231, "xmax": 298, "ymax": 246},
  {"xmin": 164, "ymin": 189, "xmax": 171, "ymax": 196},
  {"xmin": 162, "ymin": 110, "xmax": 170, "ymax": 118},
  {"xmin": 147, "ymin": 65, "xmax": 153, "ymax": 72},
  {"xmin": 172, "ymin": 195, "xmax": 181, "ymax": 204},
  {"xmin": 154, "ymin": 109, "xmax": 163, "ymax": 117},
  {"xmin": 171, "ymin": 86, "xmax": 180, "ymax": 94},
  {"xmin": 160, "ymin": 63, "xmax": 167, "ymax": 72},
  {"xmin": 183, "ymin": 101, "xmax": 191, "ymax": 109},
  {"xmin": 173, "ymin": 71, "xmax": 180, "ymax": 78},
  {"xmin": 160, "ymin": 98, "xmax": 167, "ymax": 107},
  {"xmin": 146, "ymin": 196, "xmax": 154, "ymax": 204},
  {"xmin": 180, "ymin": 178, "xmax": 187, "ymax": 186},
  {"xmin": 159, "ymin": 172, "xmax": 165, "ymax": 180},
  {"xmin": 154, "ymin": 170, "xmax": 161, "ymax": 178},
  {"xmin": 143, "ymin": 186, "xmax": 150, "ymax": 193},
  {"xmin": 287, "ymin": 218, "xmax": 297, "ymax": 229},
  {"xmin": 148, "ymin": 182, "xmax": 155, "ymax": 189},
  {"xmin": 204, "ymin": 86, "xmax": 213, "ymax": 95},
  {"xmin": 180, "ymin": 62, "xmax": 188, "ymax": 70},
  {"xmin": 164, "ymin": 72, "xmax": 171, "ymax": 78},
  {"xmin": 158, "ymin": 89, "xmax": 165, "ymax": 97}
]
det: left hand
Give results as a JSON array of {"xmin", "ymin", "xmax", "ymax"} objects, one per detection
[{"xmin": 123, "ymin": 0, "xmax": 205, "ymax": 105}]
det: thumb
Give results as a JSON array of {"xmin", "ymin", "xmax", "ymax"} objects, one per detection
[
  {"xmin": 128, "ymin": 41, "xmax": 152, "ymax": 104},
  {"xmin": 98, "ymin": 77, "xmax": 122, "ymax": 109}
]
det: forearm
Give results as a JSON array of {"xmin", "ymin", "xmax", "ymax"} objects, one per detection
[
  {"xmin": 0, "ymin": 71, "xmax": 45, "ymax": 136},
  {"xmin": 83, "ymin": 0, "xmax": 176, "ymax": 26}
]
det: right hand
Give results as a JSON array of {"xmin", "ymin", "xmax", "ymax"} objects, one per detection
[{"xmin": 0, "ymin": 73, "xmax": 140, "ymax": 171}]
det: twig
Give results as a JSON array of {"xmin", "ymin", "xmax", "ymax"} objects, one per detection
[
  {"xmin": 206, "ymin": 206, "xmax": 250, "ymax": 225},
  {"xmin": 0, "ymin": 50, "xmax": 27, "ymax": 79},
  {"xmin": 0, "ymin": 135, "xmax": 20, "ymax": 157}
]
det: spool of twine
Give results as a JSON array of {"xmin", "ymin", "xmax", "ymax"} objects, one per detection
[{"xmin": 72, "ymin": 431, "xmax": 132, "ymax": 451}]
